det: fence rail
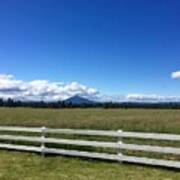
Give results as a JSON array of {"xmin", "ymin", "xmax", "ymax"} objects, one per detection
[
  {"xmin": 1, "ymin": 126, "xmax": 180, "ymax": 141},
  {"xmin": 0, "ymin": 126, "xmax": 180, "ymax": 169}
]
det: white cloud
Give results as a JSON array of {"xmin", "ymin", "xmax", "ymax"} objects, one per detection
[
  {"xmin": 126, "ymin": 93, "xmax": 180, "ymax": 102},
  {"xmin": 171, "ymin": 71, "xmax": 180, "ymax": 79},
  {"xmin": 95, "ymin": 93, "xmax": 180, "ymax": 103},
  {"xmin": 0, "ymin": 74, "xmax": 99, "ymax": 101}
]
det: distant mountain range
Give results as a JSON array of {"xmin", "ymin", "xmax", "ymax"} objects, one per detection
[
  {"xmin": 63, "ymin": 95, "xmax": 180, "ymax": 106},
  {"xmin": 64, "ymin": 95, "xmax": 95, "ymax": 105},
  {"xmin": 1, "ymin": 95, "xmax": 180, "ymax": 109}
]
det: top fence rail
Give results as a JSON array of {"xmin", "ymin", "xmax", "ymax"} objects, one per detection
[{"xmin": 0, "ymin": 126, "xmax": 180, "ymax": 141}]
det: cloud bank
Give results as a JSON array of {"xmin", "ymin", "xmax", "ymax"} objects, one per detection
[
  {"xmin": 1, "ymin": 74, "xmax": 180, "ymax": 102},
  {"xmin": 171, "ymin": 71, "xmax": 180, "ymax": 79},
  {"xmin": 0, "ymin": 74, "xmax": 98, "ymax": 101},
  {"xmin": 126, "ymin": 94, "xmax": 180, "ymax": 102},
  {"xmin": 95, "ymin": 94, "xmax": 180, "ymax": 103}
]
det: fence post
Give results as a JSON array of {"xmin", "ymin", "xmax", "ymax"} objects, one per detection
[
  {"xmin": 41, "ymin": 126, "xmax": 46, "ymax": 157},
  {"xmin": 117, "ymin": 130, "xmax": 123, "ymax": 162}
]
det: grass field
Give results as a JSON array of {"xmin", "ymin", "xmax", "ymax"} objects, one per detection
[{"xmin": 0, "ymin": 108, "xmax": 180, "ymax": 179}]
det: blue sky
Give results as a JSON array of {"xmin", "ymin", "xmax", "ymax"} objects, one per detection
[{"xmin": 0, "ymin": 0, "xmax": 180, "ymax": 101}]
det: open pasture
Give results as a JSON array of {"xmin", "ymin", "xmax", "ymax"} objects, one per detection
[{"xmin": 0, "ymin": 108, "xmax": 180, "ymax": 179}]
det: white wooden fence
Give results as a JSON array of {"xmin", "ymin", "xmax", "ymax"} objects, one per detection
[{"xmin": 0, "ymin": 126, "xmax": 180, "ymax": 169}]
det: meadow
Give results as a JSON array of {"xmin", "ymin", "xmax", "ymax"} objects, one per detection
[{"xmin": 0, "ymin": 107, "xmax": 180, "ymax": 179}]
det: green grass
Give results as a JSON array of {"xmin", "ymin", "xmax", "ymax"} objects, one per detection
[
  {"xmin": 0, "ymin": 151, "xmax": 180, "ymax": 180},
  {"xmin": 0, "ymin": 108, "xmax": 180, "ymax": 133},
  {"xmin": 0, "ymin": 108, "xmax": 180, "ymax": 179}
]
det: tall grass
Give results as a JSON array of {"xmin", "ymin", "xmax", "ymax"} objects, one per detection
[{"xmin": 0, "ymin": 108, "xmax": 180, "ymax": 133}]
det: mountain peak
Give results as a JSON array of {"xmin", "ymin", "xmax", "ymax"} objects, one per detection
[{"xmin": 64, "ymin": 95, "xmax": 95, "ymax": 105}]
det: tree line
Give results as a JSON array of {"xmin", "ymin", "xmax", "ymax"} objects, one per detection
[{"xmin": 0, "ymin": 98, "xmax": 180, "ymax": 109}]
